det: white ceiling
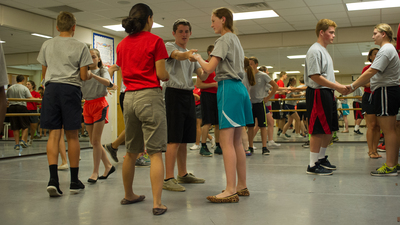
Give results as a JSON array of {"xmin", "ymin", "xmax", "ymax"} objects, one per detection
[{"xmin": 0, "ymin": 0, "xmax": 398, "ymax": 75}]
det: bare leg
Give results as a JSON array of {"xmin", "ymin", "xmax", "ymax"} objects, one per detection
[
  {"xmin": 13, "ymin": 130, "xmax": 20, "ymax": 145},
  {"xmin": 377, "ymin": 116, "xmax": 399, "ymax": 167},
  {"xmin": 282, "ymin": 116, "xmax": 294, "ymax": 134},
  {"xmin": 310, "ymin": 134, "xmax": 332, "ymax": 154},
  {"xmin": 201, "ymin": 124, "xmax": 211, "ymax": 144},
  {"xmin": 59, "ymin": 129, "xmax": 68, "ymax": 166},
  {"xmin": 30, "ymin": 123, "xmax": 38, "ymax": 140},
  {"xmin": 215, "ymin": 125, "xmax": 220, "ymax": 143},
  {"xmin": 366, "ymin": 114, "xmax": 381, "ymax": 156},
  {"xmin": 65, "ymin": 130, "xmax": 80, "ymax": 168},
  {"xmin": 260, "ymin": 127, "xmax": 267, "ymax": 147},
  {"xmin": 241, "ymin": 127, "xmax": 248, "ymax": 150},
  {"xmin": 266, "ymin": 113, "xmax": 274, "ymax": 141},
  {"xmin": 247, "ymin": 124, "xmax": 254, "ymax": 148},
  {"xmin": 176, "ymin": 143, "xmax": 188, "ymax": 177},
  {"xmin": 21, "ymin": 128, "xmax": 28, "ymax": 142},
  {"xmin": 122, "ymin": 152, "xmax": 141, "ymax": 200},
  {"xmin": 47, "ymin": 129, "xmax": 62, "ymax": 165},
  {"xmin": 343, "ymin": 115, "xmax": 349, "ymax": 132},
  {"xmin": 195, "ymin": 118, "xmax": 202, "ymax": 145},
  {"xmin": 148, "ymin": 152, "xmax": 166, "ymax": 209},
  {"xmin": 112, "ymin": 129, "xmax": 125, "ymax": 149},
  {"xmin": 165, "ymin": 143, "xmax": 180, "ymax": 179}
]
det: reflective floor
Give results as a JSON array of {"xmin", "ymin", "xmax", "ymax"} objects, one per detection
[{"xmin": 0, "ymin": 128, "xmax": 399, "ymax": 225}]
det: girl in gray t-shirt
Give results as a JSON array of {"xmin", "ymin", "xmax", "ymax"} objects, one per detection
[{"xmin": 194, "ymin": 7, "xmax": 253, "ymax": 203}]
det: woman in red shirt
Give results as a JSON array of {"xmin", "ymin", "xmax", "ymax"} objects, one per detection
[
  {"xmin": 361, "ymin": 48, "xmax": 381, "ymax": 159},
  {"xmin": 26, "ymin": 80, "xmax": 40, "ymax": 145},
  {"xmin": 117, "ymin": 3, "xmax": 169, "ymax": 215}
]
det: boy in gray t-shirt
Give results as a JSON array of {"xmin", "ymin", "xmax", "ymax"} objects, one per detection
[{"xmin": 37, "ymin": 11, "xmax": 93, "ymax": 197}]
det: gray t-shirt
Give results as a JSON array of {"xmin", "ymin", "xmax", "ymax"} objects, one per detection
[
  {"xmin": 353, "ymin": 87, "xmax": 363, "ymax": 103},
  {"xmin": 6, "ymin": 83, "xmax": 32, "ymax": 106},
  {"xmin": 211, "ymin": 32, "xmax": 245, "ymax": 82},
  {"xmin": 304, "ymin": 42, "xmax": 335, "ymax": 89},
  {"xmin": 165, "ymin": 42, "xmax": 200, "ymax": 91},
  {"xmin": 0, "ymin": 43, "xmax": 8, "ymax": 87},
  {"xmin": 340, "ymin": 95, "xmax": 348, "ymax": 105},
  {"xmin": 82, "ymin": 68, "xmax": 111, "ymax": 100},
  {"xmin": 285, "ymin": 89, "xmax": 297, "ymax": 105},
  {"xmin": 37, "ymin": 36, "xmax": 93, "ymax": 87},
  {"xmin": 297, "ymin": 84, "xmax": 306, "ymax": 103},
  {"xmin": 250, "ymin": 71, "xmax": 272, "ymax": 103},
  {"xmin": 370, "ymin": 43, "xmax": 400, "ymax": 91}
]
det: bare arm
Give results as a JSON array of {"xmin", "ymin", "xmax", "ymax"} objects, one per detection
[
  {"xmin": 91, "ymin": 73, "xmax": 114, "ymax": 87},
  {"xmin": 352, "ymin": 68, "xmax": 378, "ymax": 90},
  {"xmin": 108, "ymin": 64, "xmax": 120, "ymax": 79},
  {"xmin": 194, "ymin": 54, "xmax": 220, "ymax": 74},
  {"xmin": 264, "ymin": 80, "xmax": 279, "ymax": 102},
  {"xmin": 155, "ymin": 59, "xmax": 169, "ymax": 81},
  {"xmin": 310, "ymin": 74, "xmax": 346, "ymax": 94},
  {"xmin": 196, "ymin": 77, "xmax": 217, "ymax": 90},
  {"xmin": 193, "ymin": 93, "xmax": 200, "ymax": 101},
  {"xmin": 171, "ymin": 49, "xmax": 197, "ymax": 62},
  {"xmin": 80, "ymin": 66, "xmax": 91, "ymax": 81},
  {"xmin": 195, "ymin": 67, "xmax": 209, "ymax": 81},
  {"xmin": 41, "ymin": 65, "xmax": 47, "ymax": 80}
]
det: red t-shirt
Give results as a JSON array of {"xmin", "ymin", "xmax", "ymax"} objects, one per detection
[
  {"xmin": 193, "ymin": 86, "xmax": 201, "ymax": 106},
  {"xmin": 274, "ymin": 79, "xmax": 286, "ymax": 99},
  {"xmin": 362, "ymin": 65, "xmax": 371, "ymax": 93},
  {"xmin": 27, "ymin": 91, "xmax": 40, "ymax": 110},
  {"xmin": 116, "ymin": 31, "xmax": 168, "ymax": 92},
  {"xmin": 201, "ymin": 60, "xmax": 218, "ymax": 94}
]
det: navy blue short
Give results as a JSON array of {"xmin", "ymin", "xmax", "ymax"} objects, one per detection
[{"xmin": 40, "ymin": 83, "xmax": 82, "ymax": 130}]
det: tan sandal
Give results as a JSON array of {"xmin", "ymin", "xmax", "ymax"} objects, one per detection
[{"xmin": 368, "ymin": 152, "xmax": 381, "ymax": 159}]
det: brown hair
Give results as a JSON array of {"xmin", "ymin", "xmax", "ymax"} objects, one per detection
[
  {"xmin": 173, "ymin": 19, "xmax": 192, "ymax": 33},
  {"xmin": 249, "ymin": 56, "xmax": 259, "ymax": 65},
  {"xmin": 207, "ymin": 45, "xmax": 214, "ymax": 55},
  {"xmin": 244, "ymin": 57, "xmax": 255, "ymax": 86},
  {"xmin": 375, "ymin": 23, "xmax": 394, "ymax": 42},
  {"xmin": 27, "ymin": 80, "xmax": 36, "ymax": 90},
  {"xmin": 90, "ymin": 49, "xmax": 103, "ymax": 68},
  {"xmin": 212, "ymin": 7, "xmax": 234, "ymax": 33},
  {"xmin": 57, "ymin": 12, "xmax": 76, "ymax": 32},
  {"xmin": 367, "ymin": 48, "xmax": 379, "ymax": 62},
  {"xmin": 122, "ymin": 3, "xmax": 153, "ymax": 35},
  {"xmin": 258, "ymin": 66, "xmax": 267, "ymax": 72},
  {"xmin": 299, "ymin": 77, "xmax": 304, "ymax": 84},
  {"xmin": 315, "ymin": 19, "xmax": 337, "ymax": 37},
  {"xmin": 279, "ymin": 71, "xmax": 287, "ymax": 78},
  {"xmin": 16, "ymin": 75, "xmax": 25, "ymax": 83}
]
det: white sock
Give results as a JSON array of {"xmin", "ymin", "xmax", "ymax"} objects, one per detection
[
  {"xmin": 355, "ymin": 125, "xmax": 359, "ymax": 131},
  {"xmin": 310, "ymin": 152, "xmax": 319, "ymax": 167},
  {"xmin": 319, "ymin": 147, "xmax": 327, "ymax": 159}
]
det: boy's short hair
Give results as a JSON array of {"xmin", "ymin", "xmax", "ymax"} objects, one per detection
[
  {"xmin": 57, "ymin": 11, "xmax": 77, "ymax": 32},
  {"xmin": 207, "ymin": 45, "xmax": 214, "ymax": 54},
  {"xmin": 315, "ymin": 19, "xmax": 337, "ymax": 37},
  {"xmin": 173, "ymin": 19, "xmax": 191, "ymax": 33},
  {"xmin": 16, "ymin": 75, "xmax": 25, "ymax": 83},
  {"xmin": 249, "ymin": 56, "xmax": 259, "ymax": 65}
]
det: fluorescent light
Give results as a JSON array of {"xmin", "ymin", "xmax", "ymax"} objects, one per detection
[
  {"xmin": 287, "ymin": 55, "xmax": 306, "ymax": 59},
  {"xmin": 257, "ymin": 66, "xmax": 273, "ymax": 69},
  {"xmin": 334, "ymin": 70, "xmax": 339, "ymax": 73},
  {"xmin": 301, "ymin": 64, "xmax": 305, "ymax": 67},
  {"xmin": 361, "ymin": 52, "xmax": 368, "ymax": 56},
  {"xmin": 31, "ymin": 33, "xmax": 52, "ymax": 39},
  {"xmin": 286, "ymin": 71, "xmax": 300, "ymax": 74},
  {"xmin": 0, "ymin": 41, "xmax": 5, "ymax": 44},
  {"xmin": 347, "ymin": 0, "xmax": 400, "ymax": 11},
  {"xmin": 365, "ymin": 61, "xmax": 372, "ymax": 65},
  {"xmin": 103, "ymin": 22, "xmax": 164, "ymax": 31},
  {"xmin": 233, "ymin": 10, "xmax": 279, "ymax": 21}
]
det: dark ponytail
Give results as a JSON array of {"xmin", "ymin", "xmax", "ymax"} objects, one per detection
[
  {"xmin": 244, "ymin": 57, "xmax": 255, "ymax": 86},
  {"xmin": 122, "ymin": 3, "xmax": 153, "ymax": 35}
]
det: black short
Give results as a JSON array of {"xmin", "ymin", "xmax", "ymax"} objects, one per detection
[
  {"xmin": 362, "ymin": 92, "xmax": 374, "ymax": 115},
  {"xmin": 165, "ymin": 87, "xmax": 196, "ymax": 143},
  {"xmin": 119, "ymin": 92, "xmax": 125, "ymax": 113},
  {"xmin": 40, "ymin": 83, "xmax": 82, "ymax": 130},
  {"xmin": 372, "ymin": 86, "xmax": 400, "ymax": 116},
  {"xmin": 247, "ymin": 102, "xmax": 266, "ymax": 127},
  {"xmin": 306, "ymin": 88, "xmax": 338, "ymax": 134},
  {"xmin": 285, "ymin": 104, "xmax": 295, "ymax": 116},
  {"xmin": 201, "ymin": 92, "xmax": 218, "ymax": 125},
  {"xmin": 195, "ymin": 104, "xmax": 202, "ymax": 119},
  {"xmin": 272, "ymin": 100, "xmax": 286, "ymax": 119},
  {"xmin": 8, "ymin": 105, "xmax": 30, "ymax": 130},
  {"xmin": 28, "ymin": 110, "xmax": 39, "ymax": 123},
  {"xmin": 353, "ymin": 101, "xmax": 363, "ymax": 120},
  {"xmin": 297, "ymin": 102, "xmax": 307, "ymax": 120}
]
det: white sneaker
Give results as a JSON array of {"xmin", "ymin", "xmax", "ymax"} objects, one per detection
[
  {"xmin": 58, "ymin": 164, "xmax": 69, "ymax": 170},
  {"xmin": 268, "ymin": 141, "xmax": 281, "ymax": 148},
  {"xmin": 190, "ymin": 144, "xmax": 201, "ymax": 150},
  {"xmin": 27, "ymin": 139, "xmax": 33, "ymax": 146},
  {"xmin": 210, "ymin": 136, "xmax": 216, "ymax": 148},
  {"xmin": 253, "ymin": 146, "xmax": 257, "ymax": 150}
]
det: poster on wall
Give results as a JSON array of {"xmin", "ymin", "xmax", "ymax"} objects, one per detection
[{"xmin": 93, "ymin": 33, "xmax": 114, "ymax": 68}]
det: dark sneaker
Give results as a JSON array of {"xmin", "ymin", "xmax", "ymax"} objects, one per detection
[
  {"xmin": 395, "ymin": 164, "xmax": 400, "ymax": 174},
  {"xmin": 354, "ymin": 130, "xmax": 363, "ymax": 135},
  {"xmin": 104, "ymin": 143, "xmax": 118, "ymax": 162},
  {"xmin": 249, "ymin": 147, "xmax": 254, "ymax": 153},
  {"xmin": 332, "ymin": 136, "xmax": 339, "ymax": 142},
  {"xmin": 306, "ymin": 162, "xmax": 333, "ymax": 175},
  {"xmin": 371, "ymin": 163, "xmax": 398, "ymax": 176},
  {"xmin": 318, "ymin": 156, "xmax": 336, "ymax": 170},
  {"xmin": 20, "ymin": 140, "xmax": 28, "ymax": 148},
  {"xmin": 302, "ymin": 141, "xmax": 310, "ymax": 148},
  {"xmin": 70, "ymin": 180, "xmax": 85, "ymax": 194},
  {"xmin": 47, "ymin": 178, "xmax": 63, "ymax": 197},
  {"xmin": 200, "ymin": 146, "xmax": 213, "ymax": 157},
  {"xmin": 283, "ymin": 133, "xmax": 291, "ymax": 139},
  {"xmin": 277, "ymin": 129, "xmax": 282, "ymax": 136},
  {"xmin": 262, "ymin": 147, "xmax": 270, "ymax": 155},
  {"xmin": 214, "ymin": 146, "xmax": 222, "ymax": 155}
]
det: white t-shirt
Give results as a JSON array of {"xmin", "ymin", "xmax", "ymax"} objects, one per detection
[
  {"xmin": 370, "ymin": 43, "xmax": 400, "ymax": 91},
  {"xmin": 304, "ymin": 42, "xmax": 336, "ymax": 89}
]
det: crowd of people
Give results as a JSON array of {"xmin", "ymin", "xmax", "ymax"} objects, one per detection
[{"xmin": 1, "ymin": 2, "xmax": 399, "ymax": 217}]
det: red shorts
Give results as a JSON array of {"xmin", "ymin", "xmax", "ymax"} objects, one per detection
[{"xmin": 83, "ymin": 97, "xmax": 109, "ymax": 125}]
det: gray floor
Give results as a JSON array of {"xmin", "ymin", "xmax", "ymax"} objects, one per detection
[{"xmin": 0, "ymin": 128, "xmax": 399, "ymax": 225}]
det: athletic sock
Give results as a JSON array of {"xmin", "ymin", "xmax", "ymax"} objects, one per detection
[
  {"xmin": 201, "ymin": 143, "xmax": 207, "ymax": 147},
  {"xmin": 49, "ymin": 164, "xmax": 58, "ymax": 181},
  {"xmin": 70, "ymin": 167, "xmax": 79, "ymax": 183},
  {"xmin": 319, "ymin": 147, "xmax": 327, "ymax": 159},
  {"xmin": 216, "ymin": 142, "xmax": 220, "ymax": 147},
  {"xmin": 310, "ymin": 152, "xmax": 319, "ymax": 167},
  {"xmin": 355, "ymin": 125, "xmax": 359, "ymax": 131}
]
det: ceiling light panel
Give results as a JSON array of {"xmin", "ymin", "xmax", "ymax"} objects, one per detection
[
  {"xmin": 233, "ymin": 10, "xmax": 279, "ymax": 21},
  {"xmin": 346, "ymin": 0, "xmax": 400, "ymax": 11}
]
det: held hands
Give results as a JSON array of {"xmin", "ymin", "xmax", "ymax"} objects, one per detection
[
  {"xmin": 192, "ymin": 53, "xmax": 202, "ymax": 62},
  {"xmin": 187, "ymin": 49, "xmax": 198, "ymax": 62}
]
